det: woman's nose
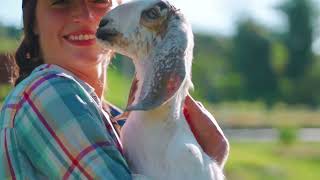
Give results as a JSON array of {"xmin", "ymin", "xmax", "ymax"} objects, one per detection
[{"xmin": 71, "ymin": 2, "xmax": 95, "ymax": 22}]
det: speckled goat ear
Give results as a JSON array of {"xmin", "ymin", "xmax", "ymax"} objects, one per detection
[
  {"xmin": 126, "ymin": 40, "xmax": 186, "ymax": 111},
  {"xmin": 125, "ymin": 0, "xmax": 188, "ymax": 111}
]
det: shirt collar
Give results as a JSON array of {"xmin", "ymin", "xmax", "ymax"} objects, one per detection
[{"xmin": 33, "ymin": 64, "xmax": 96, "ymax": 95}]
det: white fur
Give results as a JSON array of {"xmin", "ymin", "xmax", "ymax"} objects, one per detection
[{"xmin": 97, "ymin": 0, "xmax": 224, "ymax": 179}]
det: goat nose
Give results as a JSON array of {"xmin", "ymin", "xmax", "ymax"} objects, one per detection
[{"xmin": 99, "ymin": 18, "xmax": 109, "ymax": 28}]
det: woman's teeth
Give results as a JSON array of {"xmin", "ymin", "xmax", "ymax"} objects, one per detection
[{"xmin": 68, "ymin": 34, "xmax": 96, "ymax": 41}]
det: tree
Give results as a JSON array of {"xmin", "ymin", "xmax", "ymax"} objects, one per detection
[
  {"xmin": 280, "ymin": 0, "xmax": 314, "ymax": 79},
  {"xmin": 232, "ymin": 20, "xmax": 278, "ymax": 104}
]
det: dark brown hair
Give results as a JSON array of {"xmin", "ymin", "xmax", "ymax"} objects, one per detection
[
  {"xmin": 14, "ymin": 0, "xmax": 43, "ymax": 86},
  {"xmin": 14, "ymin": 0, "xmax": 124, "ymax": 86}
]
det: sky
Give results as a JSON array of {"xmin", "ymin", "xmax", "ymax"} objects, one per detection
[{"xmin": 3, "ymin": 0, "xmax": 320, "ymax": 54}]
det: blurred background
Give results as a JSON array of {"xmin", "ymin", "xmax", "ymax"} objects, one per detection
[{"xmin": 1, "ymin": 0, "xmax": 320, "ymax": 179}]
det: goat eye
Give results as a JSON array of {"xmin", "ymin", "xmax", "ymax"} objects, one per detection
[{"xmin": 144, "ymin": 8, "xmax": 161, "ymax": 20}]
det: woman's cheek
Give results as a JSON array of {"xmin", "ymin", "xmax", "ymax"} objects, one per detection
[
  {"xmin": 93, "ymin": 8, "xmax": 110, "ymax": 21},
  {"xmin": 47, "ymin": 8, "xmax": 71, "ymax": 22}
]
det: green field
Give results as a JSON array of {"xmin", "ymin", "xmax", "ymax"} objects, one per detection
[
  {"xmin": 103, "ymin": 69, "xmax": 320, "ymax": 180},
  {"xmin": 105, "ymin": 65, "xmax": 132, "ymax": 108},
  {"xmin": 207, "ymin": 102, "xmax": 320, "ymax": 128},
  {"xmin": 1, "ymin": 62, "xmax": 320, "ymax": 180},
  {"xmin": 0, "ymin": 37, "xmax": 19, "ymax": 53},
  {"xmin": 225, "ymin": 142, "xmax": 320, "ymax": 180}
]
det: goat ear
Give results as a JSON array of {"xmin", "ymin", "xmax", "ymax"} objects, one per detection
[
  {"xmin": 126, "ymin": 47, "xmax": 186, "ymax": 111},
  {"xmin": 126, "ymin": 74, "xmax": 139, "ymax": 108}
]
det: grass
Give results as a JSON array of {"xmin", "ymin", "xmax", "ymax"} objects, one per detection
[
  {"xmin": 104, "ymin": 66, "xmax": 132, "ymax": 109},
  {"xmin": 206, "ymin": 102, "xmax": 320, "ymax": 128},
  {"xmin": 0, "ymin": 37, "xmax": 19, "ymax": 53},
  {"xmin": 225, "ymin": 142, "xmax": 320, "ymax": 180},
  {"xmin": 0, "ymin": 84, "xmax": 12, "ymax": 101}
]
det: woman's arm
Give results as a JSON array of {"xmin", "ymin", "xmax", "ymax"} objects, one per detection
[
  {"xmin": 14, "ymin": 76, "xmax": 131, "ymax": 179},
  {"xmin": 183, "ymin": 95, "xmax": 229, "ymax": 167}
]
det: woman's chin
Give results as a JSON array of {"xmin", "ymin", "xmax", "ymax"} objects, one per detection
[{"xmin": 71, "ymin": 49, "xmax": 101, "ymax": 61}]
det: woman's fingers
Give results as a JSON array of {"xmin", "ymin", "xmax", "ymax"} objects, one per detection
[
  {"xmin": 183, "ymin": 94, "xmax": 229, "ymax": 167},
  {"xmin": 184, "ymin": 94, "xmax": 225, "ymax": 133}
]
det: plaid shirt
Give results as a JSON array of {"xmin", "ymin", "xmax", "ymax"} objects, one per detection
[{"xmin": 0, "ymin": 64, "xmax": 131, "ymax": 179}]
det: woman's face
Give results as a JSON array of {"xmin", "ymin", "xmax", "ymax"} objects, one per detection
[{"xmin": 35, "ymin": 0, "xmax": 115, "ymax": 67}]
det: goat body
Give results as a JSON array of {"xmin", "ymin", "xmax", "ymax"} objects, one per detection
[
  {"xmin": 97, "ymin": 0, "xmax": 224, "ymax": 179},
  {"xmin": 121, "ymin": 102, "xmax": 223, "ymax": 180}
]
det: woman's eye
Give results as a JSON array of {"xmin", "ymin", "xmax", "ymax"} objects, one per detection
[
  {"xmin": 92, "ymin": 0, "xmax": 108, "ymax": 3},
  {"xmin": 91, "ymin": 0, "xmax": 112, "ymax": 7},
  {"xmin": 51, "ymin": 0, "xmax": 69, "ymax": 6}
]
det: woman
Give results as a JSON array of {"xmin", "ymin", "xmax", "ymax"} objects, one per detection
[{"xmin": 0, "ymin": 0, "xmax": 229, "ymax": 179}]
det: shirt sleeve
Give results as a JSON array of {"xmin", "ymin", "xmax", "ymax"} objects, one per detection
[
  {"xmin": 0, "ymin": 128, "xmax": 21, "ymax": 179},
  {"xmin": 13, "ymin": 75, "xmax": 131, "ymax": 179}
]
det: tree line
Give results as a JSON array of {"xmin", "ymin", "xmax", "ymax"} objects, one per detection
[
  {"xmin": 1, "ymin": 0, "xmax": 319, "ymax": 107},
  {"xmin": 191, "ymin": 0, "xmax": 320, "ymax": 107}
]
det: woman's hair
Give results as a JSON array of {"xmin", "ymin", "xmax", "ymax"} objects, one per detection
[
  {"xmin": 14, "ymin": 0, "xmax": 43, "ymax": 86},
  {"xmin": 14, "ymin": 0, "xmax": 123, "ymax": 86}
]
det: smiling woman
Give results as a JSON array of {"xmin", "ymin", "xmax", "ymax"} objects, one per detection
[
  {"xmin": 0, "ymin": 0, "xmax": 133, "ymax": 179},
  {"xmin": 16, "ymin": 0, "xmax": 115, "ymax": 88},
  {"xmin": 0, "ymin": 0, "xmax": 229, "ymax": 179}
]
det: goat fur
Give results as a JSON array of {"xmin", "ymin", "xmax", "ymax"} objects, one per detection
[{"xmin": 97, "ymin": 0, "xmax": 224, "ymax": 179}]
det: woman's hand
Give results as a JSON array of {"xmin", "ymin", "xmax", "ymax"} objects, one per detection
[{"xmin": 183, "ymin": 94, "xmax": 229, "ymax": 167}]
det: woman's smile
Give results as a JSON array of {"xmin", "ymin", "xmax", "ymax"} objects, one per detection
[
  {"xmin": 63, "ymin": 29, "xmax": 97, "ymax": 47},
  {"xmin": 35, "ymin": 0, "xmax": 114, "ymax": 66}
]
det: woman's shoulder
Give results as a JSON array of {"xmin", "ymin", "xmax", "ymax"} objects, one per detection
[
  {"xmin": 3, "ymin": 64, "xmax": 83, "ymax": 104},
  {"xmin": 0, "ymin": 64, "xmax": 92, "ymax": 128}
]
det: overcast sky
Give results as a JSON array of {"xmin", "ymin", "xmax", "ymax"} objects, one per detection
[{"xmin": 3, "ymin": 0, "xmax": 320, "ymax": 53}]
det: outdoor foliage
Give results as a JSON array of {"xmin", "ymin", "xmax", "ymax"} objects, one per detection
[
  {"xmin": 226, "ymin": 142, "xmax": 320, "ymax": 180},
  {"xmin": 281, "ymin": 0, "xmax": 314, "ymax": 79},
  {"xmin": 0, "ymin": 1, "xmax": 319, "ymax": 179},
  {"xmin": 231, "ymin": 20, "xmax": 278, "ymax": 104},
  {"xmin": 1, "ymin": 0, "xmax": 319, "ymax": 107},
  {"xmin": 278, "ymin": 126, "xmax": 298, "ymax": 145},
  {"xmin": 0, "ymin": 22, "xmax": 21, "ymax": 53},
  {"xmin": 0, "ymin": 84, "xmax": 12, "ymax": 102}
]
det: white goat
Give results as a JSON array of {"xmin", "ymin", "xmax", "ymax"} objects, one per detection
[{"xmin": 97, "ymin": 0, "xmax": 224, "ymax": 179}]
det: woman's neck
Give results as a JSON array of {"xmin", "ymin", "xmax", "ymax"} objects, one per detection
[{"xmin": 60, "ymin": 62, "xmax": 107, "ymax": 100}]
